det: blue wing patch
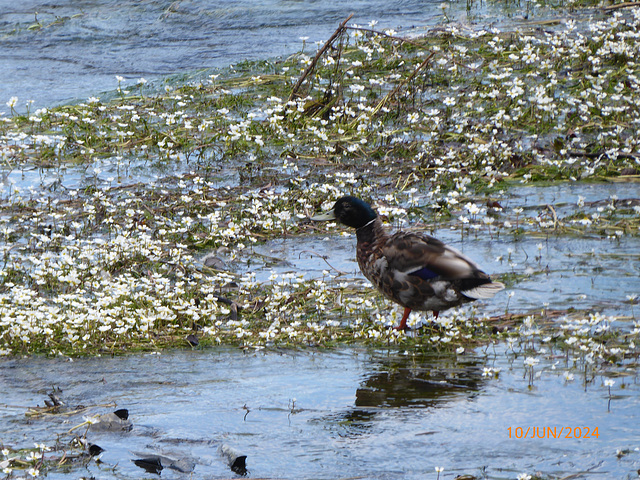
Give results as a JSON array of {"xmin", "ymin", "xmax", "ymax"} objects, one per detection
[{"xmin": 409, "ymin": 267, "xmax": 439, "ymax": 280}]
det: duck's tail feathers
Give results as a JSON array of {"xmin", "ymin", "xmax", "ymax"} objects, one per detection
[{"xmin": 462, "ymin": 281, "xmax": 505, "ymax": 299}]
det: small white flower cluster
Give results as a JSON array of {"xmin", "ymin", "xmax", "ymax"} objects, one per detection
[{"xmin": 502, "ymin": 310, "xmax": 638, "ymax": 387}]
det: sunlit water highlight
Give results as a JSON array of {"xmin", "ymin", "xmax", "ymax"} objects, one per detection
[{"xmin": 2, "ymin": 0, "xmax": 556, "ymax": 110}]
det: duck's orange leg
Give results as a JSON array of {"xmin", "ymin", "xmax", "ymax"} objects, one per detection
[{"xmin": 394, "ymin": 307, "xmax": 412, "ymax": 331}]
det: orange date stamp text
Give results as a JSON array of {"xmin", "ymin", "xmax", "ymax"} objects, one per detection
[{"xmin": 508, "ymin": 426, "xmax": 599, "ymax": 439}]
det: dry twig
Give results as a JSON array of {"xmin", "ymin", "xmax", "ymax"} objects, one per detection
[{"xmin": 289, "ymin": 13, "xmax": 354, "ymax": 101}]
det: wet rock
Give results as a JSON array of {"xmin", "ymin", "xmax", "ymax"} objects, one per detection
[
  {"xmin": 219, "ymin": 443, "xmax": 248, "ymax": 476},
  {"xmin": 91, "ymin": 409, "xmax": 132, "ymax": 432},
  {"xmin": 133, "ymin": 457, "xmax": 163, "ymax": 475},
  {"xmin": 113, "ymin": 408, "xmax": 129, "ymax": 419},
  {"xmin": 132, "ymin": 452, "xmax": 195, "ymax": 474},
  {"xmin": 88, "ymin": 443, "xmax": 105, "ymax": 457},
  {"xmin": 203, "ymin": 253, "xmax": 229, "ymax": 270}
]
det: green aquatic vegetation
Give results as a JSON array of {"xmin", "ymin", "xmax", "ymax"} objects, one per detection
[{"xmin": 0, "ymin": 9, "xmax": 640, "ymax": 359}]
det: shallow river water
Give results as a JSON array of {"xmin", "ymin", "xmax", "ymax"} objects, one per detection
[
  {"xmin": 2, "ymin": 1, "xmax": 640, "ymax": 479},
  {"xmin": 2, "ymin": 0, "xmax": 541, "ymax": 110},
  {"xmin": 3, "ymin": 347, "xmax": 640, "ymax": 479},
  {"xmin": 1, "ymin": 177, "xmax": 639, "ymax": 478}
]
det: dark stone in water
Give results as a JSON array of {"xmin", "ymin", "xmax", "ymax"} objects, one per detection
[
  {"xmin": 203, "ymin": 254, "xmax": 228, "ymax": 270},
  {"xmin": 219, "ymin": 444, "xmax": 248, "ymax": 476},
  {"xmin": 132, "ymin": 452, "xmax": 195, "ymax": 474},
  {"xmin": 92, "ymin": 410, "xmax": 132, "ymax": 432},
  {"xmin": 113, "ymin": 409, "xmax": 129, "ymax": 420},
  {"xmin": 133, "ymin": 457, "xmax": 163, "ymax": 475},
  {"xmin": 88, "ymin": 444, "xmax": 105, "ymax": 456},
  {"xmin": 231, "ymin": 455, "xmax": 247, "ymax": 476}
]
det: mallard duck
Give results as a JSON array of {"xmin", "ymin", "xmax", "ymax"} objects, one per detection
[{"xmin": 312, "ymin": 196, "xmax": 505, "ymax": 330}]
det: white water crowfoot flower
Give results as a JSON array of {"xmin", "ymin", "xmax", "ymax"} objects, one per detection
[
  {"xmin": 482, "ymin": 367, "xmax": 501, "ymax": 378},
  {"xmin": 628, "ymin": 294, "xmax": 637, "ymax": 318},
  {"xmin": 443, "ymin": 96, "xmax": 457, "ymax": 107},
  {"xmin": 604, "ymin": 378, "xmax": 616, "ymax": 411},
  {"xmin": 115, "ymin": 75, "xmax": 130, "ymax": 96},
  {"xmin": 83, "ymin": 414, "xmax": 101, "ymax": 425},
  {"xmin": 523, "ymin": 357, "xmax": 539, "ymax": 386},
  {"xmin": 6, "ymin": 96, "xmax": 18, "ymax": 113},
  {"xmin": 407, "ymin": 112, "xmax": 420, "ymax": 124}
]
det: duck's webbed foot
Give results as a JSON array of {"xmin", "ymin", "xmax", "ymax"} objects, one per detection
[{"xmin": 393, "ymin": 307, "xmax": 412, "ymax": 331}]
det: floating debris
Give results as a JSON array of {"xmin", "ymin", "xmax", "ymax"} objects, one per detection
[
  {"xmin": 43, "ymin": 389, "xmax": 64, "ymax": 409},
  {"xmin": 25, "ymin": 388, "xmax": 96, "ymax": 417}
]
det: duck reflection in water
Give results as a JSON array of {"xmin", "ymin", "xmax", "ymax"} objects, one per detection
[{"xmin": 330, "ymin": 351, "xmax": 485, "ymax": 434}]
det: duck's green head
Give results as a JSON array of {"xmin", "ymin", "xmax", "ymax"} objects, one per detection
[{"xmin": 311, "ymin": 196, "xmax": 377, "ymax": 229}]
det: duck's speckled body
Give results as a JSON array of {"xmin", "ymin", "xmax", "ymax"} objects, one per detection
[{"xmin": 312, "ymin": 196, "xmax": 505, "ymax": 330}]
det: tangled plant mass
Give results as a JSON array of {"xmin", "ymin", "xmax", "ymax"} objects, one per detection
[{"xmin": 0, "ymin": 9, "xmax": 639, "ymax": 363}]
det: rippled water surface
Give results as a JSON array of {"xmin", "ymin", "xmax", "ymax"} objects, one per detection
[
  {"xmin": 2, "ymin": 0, "xmax": 538, "ymax": 109},
  {"xmin": 3, "ymin": 347, "xmax": 640, "ymax": 479},
  {"xmin": 2, "ymin": 2, "xmax": 640, "ymax": 479}
]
